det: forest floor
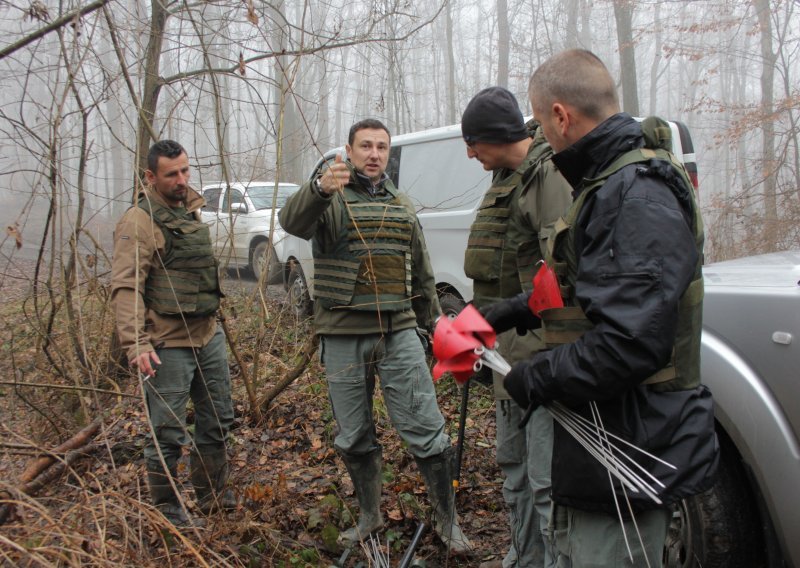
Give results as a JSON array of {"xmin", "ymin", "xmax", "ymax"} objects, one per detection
[{"xmin": 0, "ymin": 259, "xmax": 513, "ymax": 567}]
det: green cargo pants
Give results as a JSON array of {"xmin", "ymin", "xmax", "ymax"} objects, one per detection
[
  {"xmin": 552, "ymin": 503, "xmax": 670, "ymax": 567},
  {"xmin": 496, "ymin": 399, "xmax": 555, "ymax": 568},
  {"xmin": 143, "ymin": 327, "xmax": 233, "ymax": 472},
  {"xmin": 494, "ymin": 329, "xmax": 555, "ymax": 567},
  {"xmin": 321, "ymin": 328, "xmax": 450, "ymax": 459}
]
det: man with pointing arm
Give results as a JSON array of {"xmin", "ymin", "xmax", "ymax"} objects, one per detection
[{"xmin": 279, "ymin": 119, "xmax": 472, "ymax": 555}]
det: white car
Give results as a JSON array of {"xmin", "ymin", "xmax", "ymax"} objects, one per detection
[{"xmin": 200, "ymin": 181, "xmax": 300, "ymax": 284}]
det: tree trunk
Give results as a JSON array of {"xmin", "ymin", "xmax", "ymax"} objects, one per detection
[
  {"xmin": 754, "ymin": 0, "xmax": 778, "ymax": 251},
  {"xmin": 613, "ymin": 0, "xmax": 639, "ymax": 116},
  {"xmin": 496, "ymin": 0, "xmax": 509, "ymax": 88},
  {"xmin": 565, "ymin": 0, "xmax": 579, "ymax": 48},
  {"xmin": 648, "ymin": 2, "xmax": 663, "ymax": 116},
  {"xmin": 271, "ymin": 0, "xmax": 304, "ymax": 183},
  {"xmin": 445, "ymin": 0, "xmax": 457, "ymax": 124},
  {"xmin": 135, "ymin": 0, "xmax": 168, "ymax": 181}
]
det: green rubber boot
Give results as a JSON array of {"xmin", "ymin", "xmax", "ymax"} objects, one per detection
[
  {"xmin": 190, "ymin": 448, "xmax": 237, "ymax": 515},
  {"xmin": 147, "ymin": 463, "xmax": 204, "ymax": 528},
  {"xmin": 415, "ymin": 447, "xmax": 473, "ymax": 556},
  {"xmin": 339, "ymin": 448, "xmax": 384, "ymax": 543}
]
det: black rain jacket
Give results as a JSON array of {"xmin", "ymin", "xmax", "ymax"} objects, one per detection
[{"xmin": 525, "ymin": 113, "xmax": 719, "ymax": 514}]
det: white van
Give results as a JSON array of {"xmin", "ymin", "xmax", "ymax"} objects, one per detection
[{"xmin": 279, "ymin": 119, "xmax": 698, "ymax": 315}]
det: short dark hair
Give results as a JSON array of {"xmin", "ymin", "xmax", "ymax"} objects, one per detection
[
  {"xmin": 528, "ymin": 49, "xmax": 619, "ymax": 121},
  {"xmin": 348, "ymin": 119, "xmax": 391, "ymax": 146},
  {"xmin": 147, "ymin": 140, "xmax": 186, "ymax": 173}
]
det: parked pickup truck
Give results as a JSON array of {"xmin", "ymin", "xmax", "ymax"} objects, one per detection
[{"xmin": 666, "ymin": 250, "xmax": 800, "ymax": 568}]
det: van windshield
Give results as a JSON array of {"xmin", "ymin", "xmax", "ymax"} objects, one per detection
[{"xmin": 246, "ymin": 184, "xmax": 300, "ymax": 210}]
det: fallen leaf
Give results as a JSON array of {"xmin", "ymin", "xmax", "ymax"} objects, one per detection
[{"xmin": 6, "ymin": 224, "xmax": 22, "ymax": 249}]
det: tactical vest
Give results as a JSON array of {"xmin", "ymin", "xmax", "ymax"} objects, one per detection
[
  {"xmin": 542, "ymin": 117, "xmax": 704, "ymax": 392},
  {"xmin": 137, "ymin": 196, "xmax": 221, "ymax": 317},
  {"xmin": 313, "ymin": 180, "xmax": 414, "ymax": 312},
  {"xmin": 464, "ymin": 128, "xmax": 553, "ymax": 308}
]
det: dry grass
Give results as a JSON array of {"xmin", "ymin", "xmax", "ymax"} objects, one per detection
[{"xmin": 0, "ymin": 261, "xmax": 507, "ymax": 567}]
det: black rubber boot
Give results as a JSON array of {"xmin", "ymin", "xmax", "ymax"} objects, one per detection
[
  {"xmin": 339, "ymin": 448, "xmax": 384, "ymax": 543},
  {"xmin": 415, "ymin": 447, "xmax": 473, "ymax": 556},
  {"xmin": 147, "ymin": 464, "xmax": 203, "ymax": 528},
  {"xmin": 190, "ymin": 448, "xmax": 237, "ymax": 515}
]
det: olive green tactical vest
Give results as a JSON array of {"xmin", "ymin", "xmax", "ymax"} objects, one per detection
[
  {"xmin": 465, "ymin": 129, "xmax": 553, "ymax": 309},
  {"xmin": 313, "ymin": 181, "xmax": 414, "ymax": 312},
  {"xmin": 137, "ymin": 196, "xmax": 221, "ymax": 317},
  {"xmin": 542, "ymin": 117, "xmax": 704, "ymax": 392}
]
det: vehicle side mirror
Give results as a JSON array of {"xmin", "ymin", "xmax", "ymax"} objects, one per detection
[{"xmin": 230, "ymin": 202, "xmax": 248, "ymax": 214}]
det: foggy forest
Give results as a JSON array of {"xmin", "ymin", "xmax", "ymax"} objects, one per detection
[
  {"xmin": 2, "ymin": 0, "xmax": 799, "ymax": 262},
  {"xmin": 0, "ymin": 0, "xmax": 798, "ymax": 566}
]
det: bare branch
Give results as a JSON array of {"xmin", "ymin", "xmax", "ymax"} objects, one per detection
[{"xmin": 0, "ymin": 0, "xmax": 111, "ymax": 61}]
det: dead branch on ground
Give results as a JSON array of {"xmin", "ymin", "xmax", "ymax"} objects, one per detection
[
  {"xmin": 0, "ymin": 417, "xmax": 103, "ymax": 525},
  {"xmin": 257, "ymin": 334, "xmax": 319, "ymax": 415}
]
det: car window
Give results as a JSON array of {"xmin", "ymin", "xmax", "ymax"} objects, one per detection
[
  {"xmin": 246, "ymin": 184, "xmax": 300, "ymax": 210},
  {"xmin": 203, "ymin": 188, "xmax": 222, "ymax": 211},
  {"xmin": 221, "ymin": 188, "xmax": 245, "ymax": 213}
]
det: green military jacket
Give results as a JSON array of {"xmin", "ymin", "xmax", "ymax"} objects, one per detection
[
  {"xmin": 279, "ymin": 163, "xmax": 441, "ymax": 336},
  {"xmin": 464, "ymin": 122, "xmax": 572, "ymax": 398}
]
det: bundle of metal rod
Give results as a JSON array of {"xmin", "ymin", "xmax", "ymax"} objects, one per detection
[
  {"xmin": 471, "ymin": 345, "xmax": 674, "ymax": 565},
  {"xmin": 473, "ymin": 347, "xmax": 675, "ymax": 505},
  {"xmin": 361, "ymin": 532, "xmax": 390, "ymax": 568},
  {"xmin": 547, "ymin": 401, "xmax": 676, "ymax": 504},
  {"xmin": 472, "ymin": 345, "xmax": 511, "ymax": 375}
]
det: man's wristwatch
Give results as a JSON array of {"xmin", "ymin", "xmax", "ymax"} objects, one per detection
[{"xmin": 313, "ymin": 176, "xmax": 327, "ymax": 197}]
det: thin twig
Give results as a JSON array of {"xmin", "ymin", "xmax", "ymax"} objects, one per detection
[
  {"xmin": 0, "ymin": 0, "xmax": 111, "ymax": 61},
  {"xmin": 0, "ymin": 380, "xmax": 135, "ymax": 398}
]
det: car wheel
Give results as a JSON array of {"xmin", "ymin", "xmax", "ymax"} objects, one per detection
[
  {"xmin": 252, "ymin": 241, "xmax": 282, "ymax": 285},
  {"xmin": 287, "ymin": 264, "xmax": 312, "ymax": 317},
  {"xmin": 663, "ymin": 441, "xmax": 763, "ymax": 568},
  {"xmin": 439, "ymin": 292, "xmax": 465, "ymax": 320}
]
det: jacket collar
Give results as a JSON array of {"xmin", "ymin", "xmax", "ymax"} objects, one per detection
[
  {"xmin": 552, "ymin": 113, "xmax": 642, "ymax": 191},
  {"xmin": 138, "ymin": 185, "xmax": 205, "ymax": 213},
  {"xmin": 347, "ymin": 160, "xmax": 391, "ymax": 196}
]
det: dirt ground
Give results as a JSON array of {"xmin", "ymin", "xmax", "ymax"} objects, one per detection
[{"xmin": 0, "ymin": 256, "xmax": 514, "ymax": 567}]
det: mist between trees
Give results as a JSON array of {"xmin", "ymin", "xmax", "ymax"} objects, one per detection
[{"xmin": 0, "ymin": 0, "xmax": 798, "ymax": 269}]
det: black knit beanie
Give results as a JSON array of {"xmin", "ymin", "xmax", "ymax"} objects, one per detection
[{"xmin": 461, "ymin": 86, "xmax": 528, "ymax": 144}]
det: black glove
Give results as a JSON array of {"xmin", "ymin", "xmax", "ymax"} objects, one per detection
[
  {"xmin": 470, "ymin": 364, "xmax": 494, "ymax": 387},
  {"xmin": 503, "ymin": 360, "xmax": 541, "ymax": 413},
  {"xmin": 479, "ymin": 291, "xmax": 541, "ymax": 336}
]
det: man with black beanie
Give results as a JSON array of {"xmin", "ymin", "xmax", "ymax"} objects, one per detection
[{"xmin": 461, "ymin": 87, "xmax": 572, "ymax": 568}]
